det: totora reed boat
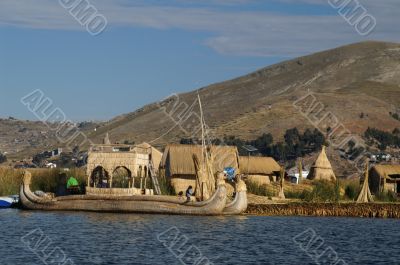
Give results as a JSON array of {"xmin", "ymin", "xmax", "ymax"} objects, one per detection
[
  {"xmin": 20, "ymin": 171, "xmax": 248, "ymax": 215},
  {"xmin": 223, "ymin": 176, "xmax": 248, "ymax": 215}
]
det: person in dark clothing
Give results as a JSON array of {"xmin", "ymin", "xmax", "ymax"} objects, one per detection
[{"xmin": 185, "ymin": 186, "xmax": 193, "ymax": 202}]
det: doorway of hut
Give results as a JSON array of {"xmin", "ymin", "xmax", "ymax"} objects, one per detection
[
  {"xmin": 113, "ymin": 167, "xmax": 132, "ymax": 188},
  {"xmin": 90, "ymin": 166, "xmax": 110, "ymax": 188},
  {"xmin": 397, "ymin": 181, "xmax": 400, "ymax": 196}
]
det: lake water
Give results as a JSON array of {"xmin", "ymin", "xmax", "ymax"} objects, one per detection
[{"xmin": 1, "ymin": 209, "xmax": 399, "ymax": 265}]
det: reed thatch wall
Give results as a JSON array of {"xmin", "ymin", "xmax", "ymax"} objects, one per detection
[
  {"xmin": 247, "ymin": 175, "xmax": 272, "ymax": 185},
  {"xmin": 170, "ymin": 175, "xmax": 197, "ymax": 194}
]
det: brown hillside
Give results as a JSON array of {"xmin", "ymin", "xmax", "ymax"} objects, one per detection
[
  {"xmin": 2, "ymin": 41, "xmax": 400, "ymax": 162},
  {"xmin": 86, "ymin": 41, "xmax": 400, "ymax": 146}
]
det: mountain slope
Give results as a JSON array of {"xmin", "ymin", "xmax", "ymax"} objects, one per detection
[
  {"xmin": 2, "ymin": 41, "xmax": 400, "ymax": 161},
  {"xmin": 87, "ymin": 41, "xmax": 400, "ymax": 147}
]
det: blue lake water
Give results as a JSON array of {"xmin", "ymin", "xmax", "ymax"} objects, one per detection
[{"xmin": 1, "ymin": 209, "xmax": 399, "ymax": 265}]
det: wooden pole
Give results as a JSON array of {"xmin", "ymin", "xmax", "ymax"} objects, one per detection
[
  {"xmin": 247, "ymin": 152, "xmax": 250, "ymax": 177},
  {"xmin": 383, "ymin": 173, "xmax": 387, "ymax": 193},
  {"xmin": 278, "ymin": 166, "xmax": 285, "ymax": 199},
  {"xmin": 298, "ymin": 159, "xmax": 303, "ymax": 184}
]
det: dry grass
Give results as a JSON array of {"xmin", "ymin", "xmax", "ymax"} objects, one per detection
[{"xmin": 0, "ymin": 168, "xmax": 86, "ymax": 196}]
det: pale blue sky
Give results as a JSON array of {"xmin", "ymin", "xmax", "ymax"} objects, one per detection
[{"xmin": 0, "ymin": 0, "xmax": 399, "ymax": 121}]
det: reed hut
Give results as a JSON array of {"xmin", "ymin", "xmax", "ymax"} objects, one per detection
[
  {"xmin": 369, "ymin": 164, "xmax": 400, "ymax": 194},
  {"xmin": 239, "ymin": 156, "xmax": 281, "ymax": 185},
  {"xmin": 357, "ymin": 160, "xmax": 373, "ymax": 203},
  {"xmin": 307, "ymin": 146, "xmax": 336, "ymax": 181},
  {"xmin": 160, "ymin": 144, "xmax": 240, "ymax": 194}
]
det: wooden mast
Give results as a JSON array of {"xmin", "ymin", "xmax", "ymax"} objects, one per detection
[{"xmin": 195, "ymin": 94, "xmax": 215, "ymax": 200}]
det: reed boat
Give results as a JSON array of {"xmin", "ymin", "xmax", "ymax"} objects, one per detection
[
  {"xmin": 223, "ymin": 177, "xmax": 248, "ymax": 215},
  {"xmin": 20, "ymin": 171, "xmax": 228, "ymax": 215}
]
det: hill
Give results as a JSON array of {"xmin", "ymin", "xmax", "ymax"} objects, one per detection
[
  {"xmin": 86, "ymin": 41, "xmax": 400, "ymax": 146},
  {"xmin": 0, "ymin": 118, "xmax": 99, "ymax": 160},
  {"xmin": 2, "ymin": 41, "xmax": 400, "ymax": 174}
]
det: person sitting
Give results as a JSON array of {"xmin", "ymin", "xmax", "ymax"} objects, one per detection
[
  {"xmin": 185, "ymin": 186, "xmax": 193, "ymax": 202},
  {"xmin": 66, "ymin": 176, "xmax": 80, "ymax": 195},
  {"xmin": 100, "ymin": 179, "xmax": 109, "ymax": 188}
]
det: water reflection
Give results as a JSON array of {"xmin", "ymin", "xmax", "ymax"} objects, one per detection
[{"xmin": 1, "ymin": 209, "xmax": 399, "ymax": 265}]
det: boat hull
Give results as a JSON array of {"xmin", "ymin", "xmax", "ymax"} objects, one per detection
[
  {"xmin": 0, "ymin": 197, "xmax": 13, "ymax": 208},
  {"xmin": 19, "ymin": 171, "xmax": 228, "ymax": 216},
  {"xmin": 223, "ymin": 178, "xmax": 248, "ymax": 215}
]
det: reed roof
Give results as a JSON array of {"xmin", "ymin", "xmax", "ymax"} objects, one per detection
[
  {"xmin": 371, "ymin": 164, "xmax": 400, "ymax": 178},
  {"xmin": 161, "ymin": 144, "xmax": 239, "ymax": 176},
  {"xmin": 239, "ymin": 156, "xmax": 280, "ymax": 175}
]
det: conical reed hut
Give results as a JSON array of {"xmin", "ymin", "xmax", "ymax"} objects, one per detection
[
  {"xmin": 103, "ymin": 132, "xmax": 111, "ymax": 145},
  {"xmin": 307, "ymin": 146, "xmax": 336, "ymax": 181},
  {"xmin": 357, "ymin": 159, "xmax": 373, "ymax": 203}
]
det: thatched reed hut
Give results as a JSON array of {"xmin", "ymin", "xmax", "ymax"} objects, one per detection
[
  {"xmin": 357, "ymin": 160, "xmax": 373, "ymax": 203},
  {"xmin": 369, "ymin": 164, "xmax": 400, "ymax": 194},
  {"xmin": 239, "ymin": 156, "xmax": 281, "ymax": 185},
  {"xmin": 160, "ymin": 144, "xmax": 239, "ymax": 194},
  {"xmin": 307, "ymin": 146, "xmax": 336, "ymax": 181}
]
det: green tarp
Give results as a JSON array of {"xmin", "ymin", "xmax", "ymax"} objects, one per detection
[{"xmin": 67, "ymin": 177, "xmax": 79, "ymax": 188}]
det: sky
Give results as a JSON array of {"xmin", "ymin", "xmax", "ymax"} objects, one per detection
[{"xmin": 0, "ymin": 0, "xmax": 399, "ymax": 121}]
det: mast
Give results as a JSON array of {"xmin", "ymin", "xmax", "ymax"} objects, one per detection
[
  {"xmin": 197, "ymin": 93, "xmax": 215, "ymax": 199},
  {"xmin": 198, "ymin": 94, "xmax": 206, "ymax": 165}
]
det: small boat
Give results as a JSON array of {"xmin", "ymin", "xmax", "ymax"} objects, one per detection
[
  {"xmin": 0, "ymin": 197, "xmax": 15, "ymax": 208},
  {"xmin": 20, "ymin": 171, "xmax": 228, "ymax": 215}
]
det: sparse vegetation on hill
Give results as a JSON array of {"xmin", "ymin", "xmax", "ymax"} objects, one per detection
[
  {"xmin": 365, "ymin": 127, "xmax": 400, "ymax": 150},
  {"xmin": 0, "ymin": 153, "xmax": 6, "ymax": 164},
  {"xmin": 181, "ymin": 127, "xmax": 326, "ymax": 162},
  {"xmin": 390, "ymin": 112, "xmax": 400, "ymax": 121}
]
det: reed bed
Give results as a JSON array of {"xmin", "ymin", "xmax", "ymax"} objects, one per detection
[
  {"xmin": 0, "ymin": 168, "xmax": 86, "ymax": 196},
  {"xmin": 0, "ymin": 168, "xmax": 23, "ymax": 196},
  {"xmin": 245, "ymin": 181, "xmax": 276, "ymax": 198},
  {"xmin": 157, "ymin": 176, "xmax": 176, "ymax": 196}
]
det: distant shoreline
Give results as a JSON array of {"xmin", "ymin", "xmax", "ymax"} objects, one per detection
[{"xmin": 246, "ymin": 203, "xmax": 400, "ymax": 218}]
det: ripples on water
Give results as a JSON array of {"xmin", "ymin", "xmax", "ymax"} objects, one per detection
[{"xmin": 1, "ymin": 209, "xmax": 399, "ymax": 265}]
